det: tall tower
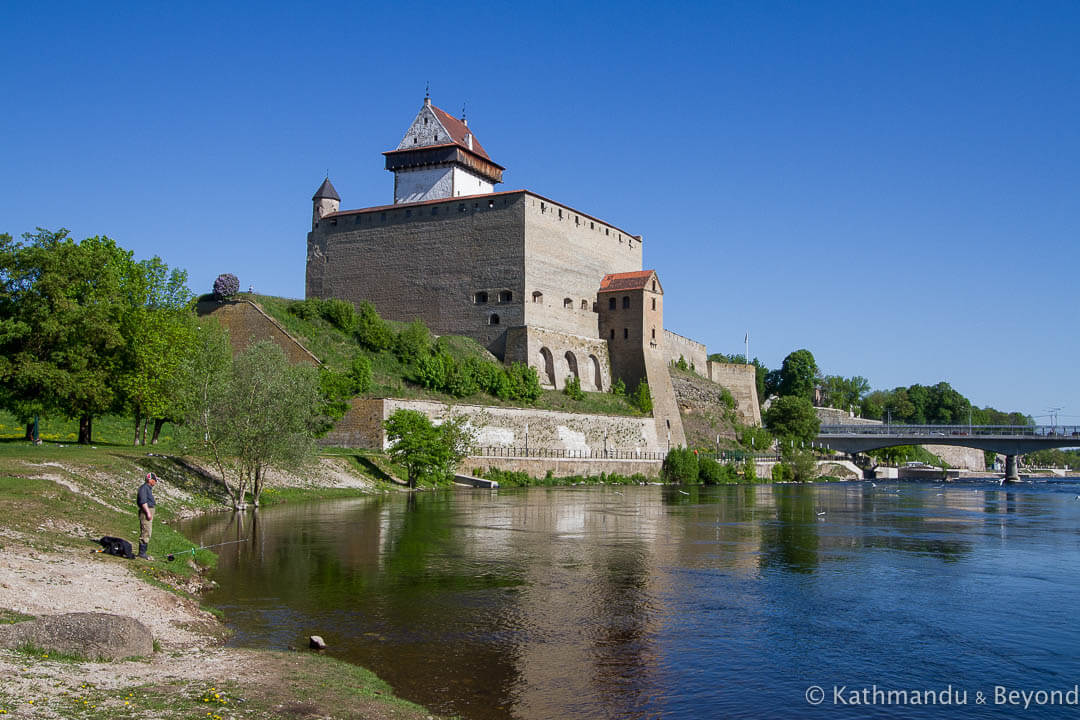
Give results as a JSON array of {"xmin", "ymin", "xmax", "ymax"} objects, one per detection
[
  {"xmin": 384, "ymin": 96, "xmax": 504, "ymax": 204},
  {"xmin": 311, "ymin": 177, "xmax": 340, "ymax": 230}
]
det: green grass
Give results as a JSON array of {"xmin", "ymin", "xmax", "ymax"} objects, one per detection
[{"xmin": 0, "ymin": 609, "xmax": 34, "ymax": 624}]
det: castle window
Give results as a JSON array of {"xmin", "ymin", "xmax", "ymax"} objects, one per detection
[
  {"xmin": 610, "ymin": 329, "xmax": 615, "ymax": 339},
  {"xmin": 651, "ymin": 328, "xmax": 655, "ymax": 340},
  {"xmin": 622, "ymin": 296, "xmax": 630, "ymax": 309},
  {"xmin": 575, "ymin": 216, "xmax": 580, "ymax": 225},
  {"xmin": 489, "ymin": 313, "xmax": 500, "ymax": 325},
  {"xmin": 605, "ymin": 228, "xmax": 609, "ymax": 236},
  {"xmin": 424, "ymin": 117, "xmax": 428, "ymax": 125},
  {"xmin": 608, "ymin": 297, "xmax": 616, "ymax": 310},
  {"xmin": 532, "ymin": 291, "xmax": 543, "ymax": 304},
  {"xmin": 581, "ymin": 299, "xmax": 588, "ymax": 309},
  {"xmin": 499, "ymin": 290, "xmax": 512, "ymax": 302},
  {"xmin": 652, "ymin": 280, "xmax": 656, "ymax": 292},
  {"xmin": 474, "ymin": 291, "xmax": 488, "ymax": 304},
  {"xmin": 435, "ymin": 134, "xmax": 439, "ymax": 141},
  {"xmin": 355, "ymin": 216, "xmax": 362, "ymax": 224},
  {"xmin": 413, "ymin": 137, "xmax": 418, "ymax": 144},
  {"xmin": 459, "ymin": 204, "xmax": 465, "ymax": 212},
  {"xmin": 558, "ymin": 209, "xmax": 563, "ymax": 219},
  {"xmin": 651, "ymin": 298, "xmax": 656, "ymax": 311},
  {"xmin": 488, "ymin": 199, "xmax": 494, "ymax": 208},
  {"xmin": 623, "ymin": 328, "xmax": 629, "ymax": 339},
  {"xmin": 563, "ymin": 298, "xmax": 572, "ymax": 309},
  {"xmin": 590, "ymin": 222, "xmax": 594, "ymax": 230},
  {"xmin": 541, "ymin": 202, "xmax": 546, "ymax": 213}
]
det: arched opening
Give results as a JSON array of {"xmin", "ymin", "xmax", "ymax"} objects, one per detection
[
  {"xmin": 590, "ymin": 354, "xmax": 602, "ymax": 391},
  {"xmin": 539, "ymin": 347, "xmax": 556, "ymax": 386},
  {"xmin": 580, "ymin": 299, "xmax": 588, "ymax": 309},
  {"xmin": 563, "ymin": 297, "xmax": 573, "ymax": 309},
  {"xmin": 565, "ymin": 351, "xmax": 579, "ymax": 381},
  {"xmin": 532, "ymin": 291, "xmax": 543, "ymax": 304},
  {"xmin": 489, "ymin": 313, "xmax": 500, "ymax": 325}
]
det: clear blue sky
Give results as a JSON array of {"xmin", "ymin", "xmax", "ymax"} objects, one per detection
[{"xmin": 2, "ymin": 1, "xmax": 1077, "ymax": 420}]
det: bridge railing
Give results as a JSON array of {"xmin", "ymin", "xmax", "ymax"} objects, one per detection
[{"xmin": 817, "ymin": 424, "xmax": 1080, "ymax": 438}]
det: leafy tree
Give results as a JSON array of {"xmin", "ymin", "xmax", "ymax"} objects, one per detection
[
  {"xmin": 179, "ymin": 340, "xmax": 322, "ymax": 508},
  {"xmin": 661, "ymin": 447, "xmax": 699, "ymax": 484},
  {"xmin": 504, "ymin": 362, "xmax": 542, "ymax": 403},
  {"xmin": 384, "ymin": 409, "xmax": 474, "ymax": 488},
  {"xmin": 742, "ymin": 457, "xmax": 758, "ymax": 483},
  {"xmin": 563, "ymin": 374, "xmax": 584, "ymax": 400},
  {"xmin": 631, "ymin": 380, "xmax": 652, "ymax": 414},
  {"xmin": 349, "ymin": 354, "xmax": 372, "ymax": 394},
  {"xmin": 782, "ymin": 447, "xmax": 819, "ymax": 482},
  {"xmin": 776, "ymin": 349, "xmax": 819, "ymax": 401},
  {"xmin": 0, "ymin": 229, "xmax": 142, "ymax": 443},
  {"xmin": 821, "ymin": 375, "xmax": 870, "ymax": 411},
  {"xmin": 674, "ymin": 355, "xmax": 689, "ymax": 371},
  {"xmin": 355, "ymin": 300, "xmax": 394, "ymax": 351},
  {"xmin": 763, "ymin": 395, "xmax": 820, "ymax": 445}
]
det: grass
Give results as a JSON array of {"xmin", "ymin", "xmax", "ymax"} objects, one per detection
[{"xmin": 0, "ymin": 609, "xmax": 34, "ymax": 624}]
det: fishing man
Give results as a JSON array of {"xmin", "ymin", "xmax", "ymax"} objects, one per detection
[{"xmin": 137, "ymin": 472, "xmax": 158, "ymax": 559}]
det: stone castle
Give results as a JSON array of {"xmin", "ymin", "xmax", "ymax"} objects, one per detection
[{"xmin": 306, "ymin": 96, "xmax": 760, "ymax": 449}]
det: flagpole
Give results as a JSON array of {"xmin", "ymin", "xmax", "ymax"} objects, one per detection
[{"xmin": 744, "ymin": 331, "xmax": 749, "ymax": 364}]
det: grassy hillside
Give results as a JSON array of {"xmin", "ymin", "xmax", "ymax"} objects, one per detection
[{"xmin": 251, "ymin": 294, "xmax": 643, "ymax": 417}]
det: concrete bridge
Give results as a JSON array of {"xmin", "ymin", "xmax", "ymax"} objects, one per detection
[{"xmin": 816, "ymin": 425, "xmax": 1080, "ymax": 482}]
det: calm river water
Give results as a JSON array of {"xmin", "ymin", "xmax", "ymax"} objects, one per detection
[{"xmin": 180, "ymin": 480, "xmax": 1080, "ymax": 719}]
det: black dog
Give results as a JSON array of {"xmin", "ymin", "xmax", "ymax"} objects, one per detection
[{"xmin": 98, "ymin": 536, "xmax": 135, "ymax": 559}]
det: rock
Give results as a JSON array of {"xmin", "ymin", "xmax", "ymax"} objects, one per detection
[
  {"xmin": 309, "ymin": 635, "xmax": 327, "ymax": 650},
  {"xmin": 0, "ymin": 612, "xmax": 153, "ymax": 661}
]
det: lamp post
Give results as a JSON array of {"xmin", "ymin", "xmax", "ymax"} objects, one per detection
[{"xmin": 524, "ymin": 424, "xmax": 528, "ymax": 456}]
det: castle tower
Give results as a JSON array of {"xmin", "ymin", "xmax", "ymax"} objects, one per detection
[
  {"xmin": 384, "ymin": 96, "xmax": 504, "ymax": 204},
  {"xmin": 312, "ymin": 177, "xmax": 340, "ymax": 230}
]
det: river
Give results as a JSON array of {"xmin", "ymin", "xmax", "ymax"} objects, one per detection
[{"xmin": 179, "ymin": 480, "xmax": 1080, "ymax": 719}]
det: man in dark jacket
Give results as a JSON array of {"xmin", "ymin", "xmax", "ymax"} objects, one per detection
[{"xmin": 136, "ymin": 472, "xmax": 158, "ymax": 559}]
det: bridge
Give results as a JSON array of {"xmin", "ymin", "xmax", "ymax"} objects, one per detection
[{"xmin": 816, "ymin": 425, "xmax": 1080, "ymax": 482}]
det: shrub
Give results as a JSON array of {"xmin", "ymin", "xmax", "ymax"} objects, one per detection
[
  {"xmin": 414, "ymin": 350, "xmax": 454, "ymax": 391},
  {"xmin": 631, "ymin": 381, "xmax": 653, "ymax": 414},
  {"xmin": 675, "ymin": 355, "xmax": 689, "ymax": 371},
  {"xmin": 662, "ymin": 447, "xmax": 699, "ymax": 484},
  {"xmin": 698, "ymin": 456, "xmax": 723, "ymax": 484},
  {"xmin": 320, "ymin": 298, "xmax": 358, "ymax": 332},
  {"xmin": 355, "ymin": 301, "xmax": 394, "ymax": 351},
  {"xmin": 505, "ymin": 362, "xmax": 542, "ymax": 403},
  {"xmin": 395, "ymin": 319, "xmax": 432, "ymax": 363},
  {"xmin": 742, "ymin": 457, "xmax": 758, "ymax": 483},
  {"xmin": 349, "ymin": 354, "xmax": 372, "ymax": 394},
  {"xmin": 772, "ymin": 463, "xmax": 794, "ymax": 482},
  {"xmin": 610, "ymin": 378, "xmax": 626, "ymax": 397},
  {"xmin": 719, "ymin": 387, "xmax": 736, "ymax": 410},
  {"xmin": 212, "ymin": 273, "xmax": 239, "ymax": 300},
  {"xmin": 288, "ymin": 298, "xmax": 322, "ymax": 320},
  {"xmin": 563, "ymin": 374, "xmax": 585, "ymax": 401}
]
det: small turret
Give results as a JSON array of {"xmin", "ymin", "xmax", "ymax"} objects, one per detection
[{"xmin": 312, "ymin": 177, "xmax": 340, "ymax": 230}]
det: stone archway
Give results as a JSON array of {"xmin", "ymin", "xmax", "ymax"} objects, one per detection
[
  {"xmin": 538, "ymin": 347, "xmax": 556, "ymax": 387},
  {"xmin": 589, "ymin": 354, "xmax": 603, "ymax": 392},
  {"xmin": 564, "ymin": 351, "xmax": 579, "ymax": 386}
]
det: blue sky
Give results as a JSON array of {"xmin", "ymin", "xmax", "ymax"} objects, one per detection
[{"xmin": 2, "ymin": 1, "xmax": 1077, "ymax": 420}]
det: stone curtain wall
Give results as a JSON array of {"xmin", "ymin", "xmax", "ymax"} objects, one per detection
[
  {"xmin": 321, "ymin": 397, "xmax": 662, "ymax": 453},
  {"xmin": 464, "ymin": 456, "xmax": 663, "ymax": 478},
  {"xmin": 523, "ymin": 194, "xmax": 642, "ymax": 340},
  {"xmin": 504, "ymin": 326, "xmax": 612, "ymax": 391},
  {"xmin": 195, "ymin": 300, "xmax": 320, "ymax": 366},
  {"xmin": 663, "ymin": 330, "xmax": 708, "ymax": 376},
  {"xmin": 706, "ymin": 362, "xmax": 762, "ymax": 426},
  {"xmin": 306, "ymin": 193, "xmax": 527, "ymax": 357}
]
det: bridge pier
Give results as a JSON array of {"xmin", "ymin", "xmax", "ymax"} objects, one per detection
[{"xmin": 1005, "ymin": 454, "xmax": 1020, "ymax": 483}]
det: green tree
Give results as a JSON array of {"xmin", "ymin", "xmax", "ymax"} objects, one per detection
[
  {"xmin": 776, "ymin": 349, "xmax": 819, "ymax": 401},
  {"xmin": 821, "ymin": 375, "xmax": 870, "ymax": 411},
  {"xmin": 782, "ymin": 446, "xmax": 819, "ymax": 482},
  {"xmin": 563, "ymin": 374, "xmax": 584, "ymax": 400},
  {"xmin": 661, "ymin": 447, "xmax": 699, "ymax": 484},
  {"xmin": 0, "ymin": 229, "xmax": 143, "ymax": 443},
  {"xmin": 631, "ymin": 380, "xmax": 653, "ymax": 414},
  {"xmin": 763, "ymin": 395, "xmax": 820, "ymax": 445},
  {"xmin": 384, "ymin": 409, "xmax": 474, "ymax": 488},
  {"xmin": 180, "ymin": 340, "xmax": 322, "ymax": 508}
]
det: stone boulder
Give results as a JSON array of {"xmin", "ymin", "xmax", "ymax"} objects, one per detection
[{"xmin": 0, "ymin": 612, "xmax": 153, "ymax": 661}]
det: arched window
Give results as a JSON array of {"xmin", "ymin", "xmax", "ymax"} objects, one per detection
[
  {"xmin": 622, "ymin": 296, "xmax": 630, "ymax": 309},
  {"xmin": 499, "ymin": 290, "xmax": 513, "ymax": 302},
  {"xmin": 608, "ymin": 297, "xmax": 616, "ymax": 310},
  {"xmin": 489, "ymin": 313, "xmax": 500, "ymax": 325},
  {"xmin": 563, "ymin": 298, "xmax": 573, "ymax": 309},
  {"xmin": 532, "ymin": 291, "xmax": 543, "ymax": 304},
  {"xmin": 580, "ymin": 299, "xmax": 588, "ymax": 309},
  {"xmin": 590, "ymin": 355, "xmax": 603, "ymax": 391},
  {"xmin": 474, "ymin": 291, "xmax": 488, "ymax": 304}
]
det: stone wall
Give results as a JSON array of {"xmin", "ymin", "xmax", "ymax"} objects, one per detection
[
  {"xmin": 664, "ymin": 330, "xmax": 708, "ymax": 375},
  {"xmin": 195, "ymin": 299, "xmax": 320, "ymax": 366},
  {"xmin": 814, "ymin": 407, "xmax": 880, "ymax": 426},
  {"xmin": 322, "ymin": 397, "xmax": 663, "ymax": 453},
  {"xmin": 706, "ymin": 362, "xmax": 762, "ymax": 426},
  {"xmin": 504, "ymin": 326, "xmax": 611, "ymax": 392},
  {"xmin": 463, "ymin": 456, "xmax": 663, "ymax": 479},
  {"xmin": 307, "ymin": 192, "xmax": 526, "ymax": 357}
]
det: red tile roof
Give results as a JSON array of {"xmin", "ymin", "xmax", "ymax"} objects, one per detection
[
  {"xmin": 599, "ymin": 270, "xmax": 659, "ymax": 292},
  {"xmin": 431, "ymin": 105, "xmax": 492, "ymax": 161}
]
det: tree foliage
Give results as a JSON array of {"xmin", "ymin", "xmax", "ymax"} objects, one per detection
[
  {"xmin": 763, "ymin": 395, "xmax": 820, "ymax": 445},
  {"xmin": 384, "ymin": 409, "xmax": 474, "ymax": 488},
  {"xmin": 179, "ymin": 340, "xmax": 322, "ymax": 508},
  {"xmin": 820, "ymin": 375, "xmax": 870, "ymax": 411},
  {"xmin": 776, "ymin": 349, "xmax": 819, "ymax": 401}
]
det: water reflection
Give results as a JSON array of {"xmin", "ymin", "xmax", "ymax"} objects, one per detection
[{"xmin": 181, "ymin": 480, "xmax": 1080, "ymax": 719}]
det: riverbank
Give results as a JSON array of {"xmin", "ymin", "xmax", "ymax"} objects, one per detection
[{"xmin": 0, "ymin": 442, "xmax": 442, "ymax": 719}]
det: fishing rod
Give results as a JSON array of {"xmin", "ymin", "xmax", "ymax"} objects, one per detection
[{"xmin": 166, "ymin": 538, "xmax": 248, "ymax": 562}]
